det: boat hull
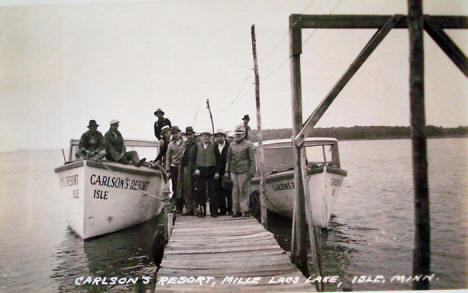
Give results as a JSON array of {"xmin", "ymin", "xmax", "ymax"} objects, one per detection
[
  {"xmin": 251, "ymin": 167, "xmax": 346, "ymax": 229},
  {"xmin": 55, "ymin": 160, "xmax": 166, "ymax": 239}
]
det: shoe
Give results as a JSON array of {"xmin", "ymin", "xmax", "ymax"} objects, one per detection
[
  {"xmin": 242, "ymin": 212, "xmax": 250, "ymax": 217},
  {"xmin": 227, "ymin": 211, "xmax": 233, "ymax": 215},
  {"xmin": 211, "ymin": 214, "xmax": 218, "ymax": 218},
  {"xmin": 135, "ymin": 158, "xmax": 146, "ymax": 167},
  {"xmin": 232, "ymin": 213, "xmax": 241, "ymax": 218},
  {"xmin": 182, "ymin": 211, "xmax": 194, "ymax": 216}
]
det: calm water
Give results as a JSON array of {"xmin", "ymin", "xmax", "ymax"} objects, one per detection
[{"xmin": 0, "ymin": 138, "xmax": 466, "ymax": 292}]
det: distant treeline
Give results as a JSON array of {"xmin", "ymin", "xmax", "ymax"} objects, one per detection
[{"xmin": 250, "ymin": 126, "xmax": 468, "ymax": 141}]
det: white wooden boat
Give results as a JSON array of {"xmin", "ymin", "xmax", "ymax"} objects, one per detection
[
  {"xmin": 54, "ymin": 139, "xmax": 167, "ymax": 240},
  {"xmin": 251, "ymin": 138, "xmax": 347, "ymax": 229}
]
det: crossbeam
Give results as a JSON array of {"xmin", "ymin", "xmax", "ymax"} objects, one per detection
[
  {"xmin": 294, "ymin": 15, "xmax": 403, "ymax": 146},
  {"xmin": 424, "ymin": 19, "xmax": 468, "ymax": 77},
  {"xmin": 290, "ymin": 14, "xmax": 468, "ymax": 29}
]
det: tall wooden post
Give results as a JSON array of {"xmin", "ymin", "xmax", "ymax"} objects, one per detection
[
  {"xmin": 408, "ymin": 0, "xmax": 431, "ymax": 290},
  {"xmin": 289, "ymin": 15, "xmax": 308, "ymax": 272},
  {"xmin": 251, "ymin": 25, "xmax": 268, "ymax": 227}
]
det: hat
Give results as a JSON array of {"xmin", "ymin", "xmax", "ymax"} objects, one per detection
[
  {"xmin": 200, "ymin": 130, "xmax": 212, "ymax": 136},
  {"xmin": 87, "ymin": 120, "xmax": 99, "ymax": 128},
  {"xmin": 110, "ymin": 119, "xmax": 120, "ymax": 125},
  {"xmin": 242, "ymin": 114, "xmax": 250, "ymax": 121},
  {"xmin": 171, "ymin": 126, "xmax": 180, "ymax": 133},
  {"xmin": 185, "ymin": 126, "xmax": 195, "ymax": 134},
  {"xmin": 161, "ymin": 125, "xmax": 171, "ymax": 134},
  {"xmin": 214, "ymin": 129, "xmax": 226, "ymax": 136},
  {"xmin": 154, "ymin": 108, "xmax": 165, "ymax": 116},
  {"xmin": 235, "ymin": 125, "xmax": 245, "ymax": 134},
  {"xmin": 227, "ymin": 131, "xmax": 235, "ymax": 138}
]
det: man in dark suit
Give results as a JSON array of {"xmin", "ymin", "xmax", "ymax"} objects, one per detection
[
  {"xmin": 214, "ymin": 129, "xmax": 231, "ymax": 215},
  {"xmin": 194, "ymin": 131, "xmax": 219, "ymax": 217},
  {"xmin": 154, "ymin": 108, "xmax": 172, "ymax": 140}
]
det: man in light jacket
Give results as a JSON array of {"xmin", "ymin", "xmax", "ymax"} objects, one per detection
[{"xmin": 225, "ymin": 125, "xmax": 255, "ymax": 217}]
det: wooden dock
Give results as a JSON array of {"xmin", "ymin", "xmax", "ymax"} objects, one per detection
[{"xmin": 156, "ymin": 215, "xmax": 315, "ymax": 292}]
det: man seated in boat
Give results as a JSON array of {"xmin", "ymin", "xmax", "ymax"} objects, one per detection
[
  {"xmin": 104, "ymin": 120, "xmax": 146, "ymax": 167},
  {"xmin": 76, "ymin": 119, "xmax": 106, "ymax": 160}
]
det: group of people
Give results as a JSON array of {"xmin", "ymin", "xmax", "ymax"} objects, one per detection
[{"xmin": 76, "ymin": 108, "xmax": 255, "ymax": 218}]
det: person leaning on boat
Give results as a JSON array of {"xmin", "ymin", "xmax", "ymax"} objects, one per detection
[
  {"xmin": 153, "ymin": 125, "xmax": 171, "ymax": 166},
  {"xmin": 104, "ymin": 120, "xmax": 146, "ymax": 167},
  {"xmin": 165, "ymin": 126, "xmax": 185, "ymax": 213},
  {"xmin": 225, "ymin": 125, "xmax": 255, "ymax": 217},
  {"xmin": 76, "ymin": 119, "xmax": 106, "ymax": 160}
]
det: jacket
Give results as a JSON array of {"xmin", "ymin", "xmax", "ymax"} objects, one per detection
[
  {"xmin": 104, "ymin": 129, "xmax": 125, "ymax": 161},
  {"xmin": 225, "ymin": 139, "xmax": 255, "ymax": 174},
  {"xmin": 214, "ymin": 140, "xmax": 230, "ymax": 175}
]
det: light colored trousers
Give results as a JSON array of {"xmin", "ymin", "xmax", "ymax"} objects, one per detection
[{"xmin": 230, "ymin": 172, "xmax": 250, "ymax": 213}]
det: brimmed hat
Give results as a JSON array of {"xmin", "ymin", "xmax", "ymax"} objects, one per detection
[
  {"xmin": 171, "ymin": 126, "xmax": 181, "ymax": 133},
  {"xmin": 235, "ymin": 125, "xmax": 245, "ymax": 134},
  {"xmin": 214, "ymin": 129, "xmax": 226, "ymax": 136},
  {"xmin": 200, "ymin": 131, "xmax": 212, "ymax": 136},
  {"xmin": 154, "ymin": 108, "xmax": 165, "ymax": 116},
  {"xmin": 110, "ymin": 119, "xmax": 120, "ymax": 125},
  {"xmin": 242, "ymin": 114, "xmax": 250, "ymax": 121},
  {"xmin": 161, "ymin": 125, "xmax": 171, "ymax": 134},
  {"xmin": 185, "ymin": 126, "xmax": 195, "ymax": 134},
  {"xmin": 87, "ymin": 120, "xmax": 99, "ymax": 128}
]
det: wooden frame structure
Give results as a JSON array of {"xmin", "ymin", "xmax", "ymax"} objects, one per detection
[{"xmin": 289, "ymin": 7, "xmax": 467, "ymax": 291}]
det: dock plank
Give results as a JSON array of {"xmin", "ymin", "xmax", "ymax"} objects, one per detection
[{"xmin": 157, "ymin": 215, "xmax": 315, "ymax": 292}]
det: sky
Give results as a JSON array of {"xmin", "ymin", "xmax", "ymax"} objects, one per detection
[{"xmin": 0, "ymin": 0, "xmax": 467, "ymax": 151}]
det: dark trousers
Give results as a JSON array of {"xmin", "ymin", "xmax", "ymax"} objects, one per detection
[
  {"xmin": 216, "ymin": 177, "xmax": 232, "ymax": 214},
  {"xmin": 170, "ymin": 166, "xmax": 183, "ymax": 212},
  {"xmin": 196, "ymin": 166, "xmax": 217, "ymax": 216}
]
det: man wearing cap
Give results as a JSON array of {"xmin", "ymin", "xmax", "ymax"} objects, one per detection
[
  {"xmin": 166, "ymin": 126, "xmax": 185, "ymax": 213},
  {"xmin": 242, "ymin": 115, "xmax": 251, "ymax": 141},
  {"xmin": 154, "ymin": 125, "xmax": 171, "ymax": 166},
  {"xmin": 225, "ymin": 125, "xmax": 255, "ymax": 217},
  {"xmin": 104, "ymin": 120, "xmax": 146, "ymax": 167},
  {"xmin": 177, "ymin": 126, "xmax": 198, "ymax": 216},
  {"xmin": 154, "ymin": 109, "xmax": 172, "ymax": 140},
  {"xmin": 194, "ymin": 131, "xmax": 219, "ymax": 217},
  {"xmin": 76, "ymin": 120, "xmax": 106, "ymax": 160},
  {"xmin": 214, "ymin": 129, "xmax": 231, "ymax": 215}
]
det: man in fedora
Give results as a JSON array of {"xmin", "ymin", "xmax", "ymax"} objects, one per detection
[
  {"xmin": 154, "ymin": 108, "xmax": 172, "ymax": 140},
  {"xmin": 242, "ymin": 114, "xmax": 251, "ymax": 141},
  {"xmin": 166, "ymin": 126, "xmax": 185, "ymax": 213},
  {"xmin": 177, "ymin": 126, "xmax": 198, "ymax": 215},
  {"xmin": 214, "ymin": 129, "xmax": 232, "ymax": 215},
  {"xmin": 104, "ymin": 120, "xmax": 146, "ymax": 167},
  {"xmin": 76, "ymin": 120, "xmax": 106, "ymax": 160}
]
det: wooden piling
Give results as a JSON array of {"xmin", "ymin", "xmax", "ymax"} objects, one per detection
[
  {"xmin": 408, "ymin": 0, "xmax": 431, "ymax": 290},
  {"xmin": 289, "ymin": 16, "xmax": 307, "ymax": 272},
  {"xmin": 251, "ymin": 25, "xmax": 268, "ymax": 227}
]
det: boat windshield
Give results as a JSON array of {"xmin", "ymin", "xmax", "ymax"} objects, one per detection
[{"xmin": 261, "ymin": 142, "xmax": 340, "ymax": 174}]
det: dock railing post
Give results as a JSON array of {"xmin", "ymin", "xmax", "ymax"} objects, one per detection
[
  {"xmin": 289, "ymin": 15, "xmax": 308, "ymax": 272},
  {"xmin": 251, "ymin": 25, "xmax": 268, "ymax": 227},
  {"xmin": 408, "ymin": 0, "xmax": 431, "ymax": 290}
]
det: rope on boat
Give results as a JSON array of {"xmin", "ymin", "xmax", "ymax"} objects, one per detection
[{"xmin": 95, "ymin": 160, "xmax": 171, "ymax": 207}]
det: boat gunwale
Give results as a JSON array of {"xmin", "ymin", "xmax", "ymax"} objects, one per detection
[
  {"xmin": 54, "ymin": 160, "xmax": 163, "ymax": 177},
  {"xmin": 251, "ymin": 166, "xmax": 347, "ymax": 184}
]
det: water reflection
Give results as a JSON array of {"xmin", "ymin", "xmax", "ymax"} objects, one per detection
[{"xmin": 51, "ymin": 218, "xmax": 161, "ymax": 292}]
